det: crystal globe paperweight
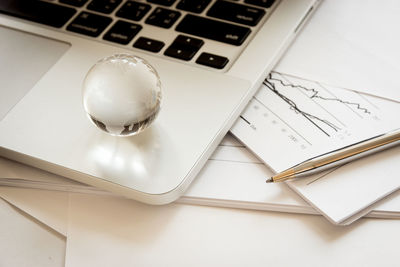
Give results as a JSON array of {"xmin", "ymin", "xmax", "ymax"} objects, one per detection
[{"xmin": 82, "ymin": 54, "xmax": 162, "ymax": 136}]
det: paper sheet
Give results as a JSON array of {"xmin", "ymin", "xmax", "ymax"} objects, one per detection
[
  {"xmin": 276, "ymin": 0, "xmax": 400, "ymax": 101},
  {"xmin": 66, "ymin": 193, "xmax": 309, "ymax": 266},
  {"xmin": 183, "ymin": 135, "xmax": 313, "ymax": 213},
  {"xmin": 288, "ymin": 147, "xmax": 400, "ymax": 224},
  {"xmin": 0, "ymin": 198, "xmax": 65, "ymax": 267},
  {"xmin": 231, "ymin": 71, "xmax": 400, "ymax": 224},
  {"xmin": 0, "ymin": 187, "xmax": 69, "ymax": 236},
  {"xmin": 65, "ymin": 193, "xmax": 400, "ymax": 267}
]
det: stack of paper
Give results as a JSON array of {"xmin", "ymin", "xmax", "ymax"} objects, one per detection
[{"xmin": 2, "ymin": 121, "xmax": 400, "ymax": 225}]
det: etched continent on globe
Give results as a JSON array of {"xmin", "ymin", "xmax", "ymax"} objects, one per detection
[{"xmin": 82, "ymin": 54, "xmax": 162, "ymax": 136}]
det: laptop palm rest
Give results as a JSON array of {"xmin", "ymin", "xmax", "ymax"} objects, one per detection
[{"xmin": 0, "ymin": 26, "xmax": 69, "ymax": 120}]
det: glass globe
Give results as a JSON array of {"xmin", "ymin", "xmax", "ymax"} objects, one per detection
[{"xmin": 82, "ymin": 54, "xmax": 161, "ymax": 136}]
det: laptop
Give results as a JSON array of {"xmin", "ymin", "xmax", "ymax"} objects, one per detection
[{"xmin": 0, "ymin": 0, "xmax": 319, "ymax": 204}]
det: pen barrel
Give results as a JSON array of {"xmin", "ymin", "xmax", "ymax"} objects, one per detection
[
  {"xmin": 295, "ymin": 131, "xmax": 400, "ymax": 177},
  {"xmin": 271, "ymin": 129, "xmax": 400, "ymax": 182}
]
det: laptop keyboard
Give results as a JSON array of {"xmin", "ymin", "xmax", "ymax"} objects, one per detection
[{"xmin": 0, "ymin": 0, "xmax": 277, "ymax": 70}]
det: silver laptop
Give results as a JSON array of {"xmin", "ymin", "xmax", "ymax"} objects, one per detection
[{"xmin": 0, "ymin": 0, "xmax": 319, "ymax": 204}]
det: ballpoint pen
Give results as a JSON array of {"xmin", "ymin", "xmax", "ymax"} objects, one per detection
[{"xmin": 266, "ymin": 128, "xmax": 400, "ymax": 183}]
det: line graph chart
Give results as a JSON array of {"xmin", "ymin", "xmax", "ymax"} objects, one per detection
[
  {"xmin": 231, "ymin": 71, "xmax": 400, "ymax": 172},
  {"xmin": 264, "ymin": 74, "xmax": 342, "ymax": 136}
]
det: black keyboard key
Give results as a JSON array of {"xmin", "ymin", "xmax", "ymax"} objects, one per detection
[
  {"xmin": 0, "ymin": 0, "xmax": 76, "ymax": 28},
  {"xmin": 145, "ymin": 7, "xmax": 181, "ymax": 29},
  {"xmin": 116, "ymin": 1, "xmax": 150, "ymax": 21},
  {"xmin": 245, "ymin": 0, "xmax": 275, "ymax": 8},
  {"xmin": 103, "ymin": 20, "xmax": 141, "ymax": 44},
  {"xmin": 87, "ymin": 0, "xmax": 122, "ymax": 14},
  {"xmin": 176, "ymin": 0, "xmax": 211, "ymax": 14},
  {"xmin": 164, "ymin": 35, "xmax": 204, "ymax": 61},
  {"xmin": 60, "ymin": 0, "xmax": 89, "ymax": 7},
  {"xmin": 173, "ymin": 35, "xmax": 204, "ymax": 49},
  {"xmin": 196, "ymin": 53, "xmax": 228, "ymax": 69},
  {"xmin": 164, "ymin": 47, "xmax": 195, "ymax": 61},
  {"xmin": 67, "ymin": 12, "xmax": 112, "ymax": 37},
  {"xmin": 176, "ymin": 14, "xmax": 251, "ymax": 46},
  {"xmin": 147, "ymin": 0, "xmax": 176, "ymax": 7},
  {"xmin": 207, "ymin": 0, "xmax": 265, "ymax": 26},
  {"xmin": 134, "ymin": 37, "xmax": 164, "ymax": 52}
]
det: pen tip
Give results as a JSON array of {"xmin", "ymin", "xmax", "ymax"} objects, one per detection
[{"xmin": 266, "ymin": 177, "xmax": 274, "ymax": 183}]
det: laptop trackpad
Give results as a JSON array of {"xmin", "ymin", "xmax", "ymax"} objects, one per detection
[{"xmin": 0, "ymin": 26, "xmax": 70, "ymax": 120}]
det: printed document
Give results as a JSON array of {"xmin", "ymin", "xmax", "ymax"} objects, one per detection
[{"xmin": 231, "ymin": 72, "xmax": 400, "ymax": 224}]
